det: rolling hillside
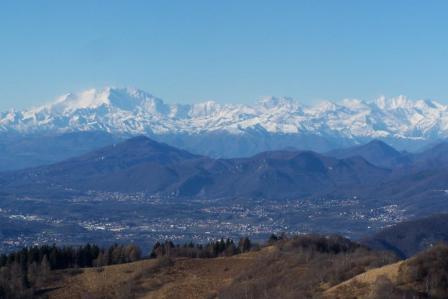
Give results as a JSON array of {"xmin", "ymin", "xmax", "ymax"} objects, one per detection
[
  {"xmin": 37, "ymin": 235, "xmax": 398, "ymax": 299},
  {"xmin": 31, "ymin": 234, "xmax": 448, "ymax": 299},
  {"xmin": 0, "ymin": 136, "xmax": 390, "ymax": 199}
]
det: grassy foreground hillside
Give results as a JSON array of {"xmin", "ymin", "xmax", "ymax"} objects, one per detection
[
  {"xmin": 327, "ymin": 243, "xmax": 448, "ymax": 298},
  {"xmin": 6, "ymin": 234, "xmax": 448, "ymax": 298},
  {"xmin": 38, "ymin": 235, "xmax": 399, "ymax": 299},
  {"xmin": 45, "ymin": 250, "xmax": 260, "ymax": 299}
]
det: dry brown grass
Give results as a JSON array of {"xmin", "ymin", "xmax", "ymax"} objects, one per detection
[
  {"xmin": 44, "ymin": 247, "xmax": 268, "ymax": 299},
  {"xmin": 40, "ymin": 240, "xmax": 403, "ymax": 299},
  {"xmin": 46, "ymin": 259, "xmax": 158, "ymax": 299},
  {"xmin": 324, "ymin": 261, "xmax": 404, "ymax": 298}
]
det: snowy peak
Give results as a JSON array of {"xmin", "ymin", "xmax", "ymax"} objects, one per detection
[
  {"xmin": 341, "ymin": 98, "xmax": 369, "ymax": 110},
  {"xmin": 1, "ymin": 87, "xmax": 448, "ymax": 142},
  {"xmin": 189, "ymin": 101, "xmax": 221, "ymax": 117},
  {"xmin": 45, "ymin": 87, "xmax": 163, "ymax": 113},
  {"xmin": 375, "ymin": 95, "xmax": 413, "ymax": 110},
  {"xmin": 53, "ymin": 89, "xmax": 108, "ymax": 111},
  {"xmin": 258, "ymin": 96, "xmax": 300, "ymax": 111}
]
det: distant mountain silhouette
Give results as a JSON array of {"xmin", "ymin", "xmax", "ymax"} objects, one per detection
[
  {"xmin": 2, "ymin": 136, "xmax": 201, "ymax": 194},
  {"xmin": 364, "ymin": 141, "xmax": 448, "ymax": 214},
  {"xmin": 0, "ymin": 131, "xmax": 120, "ymax": 171},
  {"xmin": 412, "ymin": 141, "xmax": 448, "ymax": 168},
  {"xmin": 327, "ymin": 139, "xmax": 411, "ymax": 168},
  {"xmin": 0, "ymin": 136, "xmax": 389, "ymax": 199},
  {"xmin": 4, "ymin": 136, "xmax": 448, "ymax": 209}
]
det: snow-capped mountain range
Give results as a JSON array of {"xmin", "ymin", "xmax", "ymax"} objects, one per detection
[{"xmin": 1, "ymin": 87, "xmax": 448, "ymax": 142}]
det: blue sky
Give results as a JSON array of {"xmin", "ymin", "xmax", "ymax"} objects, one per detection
[{"xmin": 1, "ymin": 0, "xmax": 447, "ymax": 110}]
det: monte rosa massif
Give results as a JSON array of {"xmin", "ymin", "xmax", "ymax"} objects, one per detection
[{"xmin": 0, "ymin": 87, "xmax": 447, "ymax": 167}]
